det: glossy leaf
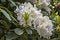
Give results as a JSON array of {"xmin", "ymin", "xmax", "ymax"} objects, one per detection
[
  {"xmin": 0, "ymin": 9, "xmax": 11, "ymax": 21},
  {"xmin": 26, "ymin": 29, "xmax": 32, "ymax": 34},
  {"xmin": 6, "ymin": 32, "xmax": 18, "ymax": 40},
  {"xmin": 14, "ymin": 28, "xmax": 24, "ymax": 35}
]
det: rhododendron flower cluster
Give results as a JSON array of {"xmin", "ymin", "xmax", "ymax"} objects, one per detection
[{"xmin": 14, "ymin": 2, "xmax": 53, "ymax": 38}]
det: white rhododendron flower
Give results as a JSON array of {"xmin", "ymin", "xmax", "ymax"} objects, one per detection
[
  {"xmin": 14, "ymin": 2, "xmax": 53, "ymax": 38},
  {"xmin": 37, "ymin": 0, "xmax": 50, "ymax": 7},
  {"xmin": 34, "ymin": 16, "xmax": 53, "ymax": 38},
  {"xmin": 38, "ymin": 0, "xmax": 51, "ymax": 13},
  {"xmin": 14, "ymin": 2, "xmax": 42, "ymax": 27}
]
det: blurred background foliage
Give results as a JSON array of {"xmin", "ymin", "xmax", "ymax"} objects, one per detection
[{"xmin": 0, "ymin": 0, "xmax": 60, "ymax": 40}]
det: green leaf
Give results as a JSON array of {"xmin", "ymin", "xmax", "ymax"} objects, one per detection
[
  {"xmin": 54, "ymin": 15, "xmax": 60, "ymax": 23},
  {"xmin": 6, "ymin": 32, "xmax": 18, "ymax": 40},
  {"xmin": 51, "ymin": 11, "xmax": 58, "ymax": 19},
  {"xmin": 1, "ymin": 0, "xmax": 6, "ymax": 2},
  {"xmin": 0, "ymin": 6, "xmax": 18, "ymax": 23},
  {"xmin": 0, "ymin": 6, "xmax": 13, "ymax": 16},
  {"xmin": 9, "ymin": 0, "xmax": 17, "ymax": 6},
  {"xmin": 11, "ymin": 16, "xmax": 18, "ymax": 23},
  {"xmin": 14, "ymin": 28, "xmax": 24, "ymax": 35},
  {"xmin": 26, "ymin": 29, "xmax": 32, "ymax": 34},
  {"xmin": 55, "ymin": 12, "xmax": 58, "ymax": 15},
  {"xmin": 0, "ymin": 20, "xmax": 9, "ymax": 30},
  {"xmin": 0, "ymin": 9, "xmax": 11, "ymax": 21},
  {"xmin": 0, "ymin": 36, "xmax": 4, "ymax": 40}
]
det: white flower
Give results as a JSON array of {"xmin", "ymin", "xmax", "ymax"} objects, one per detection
[
  {"xmin": 14, "ymin": 2, "xmax": 53, "ymax": 38},
  {"xmin": 14, "ymin": 2, "xmax": 42, "ymax": 27},
  {"xmin": 34, "ymin": 16, "xmax": 53, "ymax": 38},
  {"xmin": 37, "ymin": 22, "xmax": 53, "ymax": 38},
  {"xmin": 39, "ymin": 0, "xmax": 50, "ymax": 6},
  {"xmin": 36, "ymin": 0, "xmax": 51, "ymax": 13},
  {"xmin": 37, "ymin": 24, "xmax": 53, "ymax": 38}
]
